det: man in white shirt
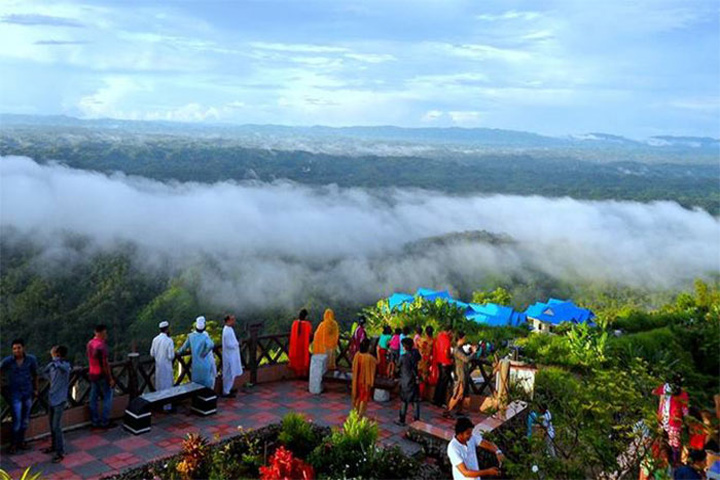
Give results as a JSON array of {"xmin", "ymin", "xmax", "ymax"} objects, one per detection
[
  {"xmin": 447, "ymin": 417, "xmax": 504, "ymax": 479},
  {"xmin": 222, "ymin": 315, "xmax": 244, "ymax": 397},
  {"xmin": 150, "ymin": 321, "xmax": 175, "ymax": 411}
]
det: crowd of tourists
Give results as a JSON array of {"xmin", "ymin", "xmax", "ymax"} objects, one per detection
[
  {"xmin": 288, "ymin": 309, "xmax": 506, "ymax": 479},
  {"xmin": 3, "ymin": 308, "xmax": 717, "ymax": 479},
  {"xmin": 0, "ymin": 314, "xmax": 246, "ymax": 464}
]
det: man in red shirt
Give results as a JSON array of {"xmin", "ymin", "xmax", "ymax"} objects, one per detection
[
  {"xmin": 432, "ymin": 326, "xmax": 454, "ymax": 408},
  {"xmin": 87, "ymin": 325, "xmax": 116, "ymax": 429}
]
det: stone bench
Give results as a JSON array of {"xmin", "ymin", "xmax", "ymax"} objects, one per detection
[{"xmin": 123, "ymin": 382, "xmax": 217, "ymax": 435}]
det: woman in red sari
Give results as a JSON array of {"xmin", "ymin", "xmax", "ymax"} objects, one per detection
[
  {"xmin": 416, "ymin": 326, "xmax": 434, "ymax": 398},
  {"xmin": 288, "ymin": 309, "xmax": 312, "ymax": 377}
]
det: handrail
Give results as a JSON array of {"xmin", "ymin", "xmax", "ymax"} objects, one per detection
[{"xmin": 0, "ymin": 331, "xmax": 293, "ymax": 424}]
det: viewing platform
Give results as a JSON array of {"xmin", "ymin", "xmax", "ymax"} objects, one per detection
[
  {"xmin": 0, "ymin": 379, "xmax": 487, "ymax": 479},
  {"xmin": 0, "ymin": 328, "xmax": 527, "ymax": 479}
]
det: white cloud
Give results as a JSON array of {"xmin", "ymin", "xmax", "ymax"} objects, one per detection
[
  {"xmin": 2, "ymin": 156, "xmax": 717, "ymax": 310},
  {"xmin": 421, "ymin": 110, "xmax": 443, "ymax": 122},
  {"xmin": 476, "ymin": 10, "xmax": 541, "ymax": 22},
  {"xmin": 447, "ymin": 43, "xmax": 531, "ymax": 63},
  {"xmin": 249, "ymin": 42, "xmax": 349, "ymax": 53},
  {"xmin": 448, "ymin": 110, "xmax": 482, "ymax": 125},
  {"xmin": 344, "ymin": 53, "xmax": 396, "ymax": 63}
]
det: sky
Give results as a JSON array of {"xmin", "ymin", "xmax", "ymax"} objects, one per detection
[{"xmin": 1, "ymin": 0, "xmax": 718, "ymax": 138}]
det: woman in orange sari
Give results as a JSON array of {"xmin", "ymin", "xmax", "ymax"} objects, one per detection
[
  {"xmin": 289, "ymin": 309, "xmax": 312, "ymax": 377},
  {"xmin": 351, "ymin": 338, "xmax": 376, "ymax": 417},
  {"xmin": 312, "ymin": 309, "xmax": 340, "ymax": 370},
  {"xmin": 416, "ymin": 326, "xmax": 434, "ymax": 398}
]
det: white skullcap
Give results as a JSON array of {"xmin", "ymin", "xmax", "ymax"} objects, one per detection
[
  {"xmin": 159, "ymin": 321, "xmax": 169, "ymax": 329},
  {"xmin": 195, "ymin": 316, "xmax": 206, "ymax": 330}
]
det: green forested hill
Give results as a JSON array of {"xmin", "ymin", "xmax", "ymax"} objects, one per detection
[{"xmin": 1, "ymin": 127, "xmax": 718, "ymax": 214}]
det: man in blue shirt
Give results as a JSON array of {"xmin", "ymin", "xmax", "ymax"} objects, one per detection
[
  {"xmin": 1, "ymin": 338, "xmax": 39, "ymax": 453},
  {"xmin": 42, "ymin": 345, "xmax": 71, "ymax": 463},
  {"xmin": 673, "ymin": 449, "xmax": 707, "ymax": 480}
]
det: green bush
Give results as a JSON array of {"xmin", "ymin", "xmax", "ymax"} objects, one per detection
[
  {"xmin": 607, "ymin": 327, "xmax": 694, "ymax": 376},
  {"xmin": 610, "ymin": 309, "xmax": 691, "ymax": 333},
  {"xmin": 515, "ymin": 333, "xmax": 575, "ymax": 368},
  {"xmin": 308, "ymin": 410, "xmax": 379, "ymax": 477},
  {"xmin": 277, "ymin": 412, "xmax": 321, "ymax": 459}
]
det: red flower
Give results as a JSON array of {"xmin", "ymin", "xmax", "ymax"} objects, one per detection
[{"xmin": 259, "ymin": 446, "xmax": 315, "ymax": 480}]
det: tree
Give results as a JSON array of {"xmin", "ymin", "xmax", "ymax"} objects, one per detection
[{"xmin": 472, "ymin": 287, "xmax": 512, "ymax": 306}]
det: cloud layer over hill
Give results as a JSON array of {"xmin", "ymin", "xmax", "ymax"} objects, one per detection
[{"xmin": 2, "ymin": 155, "xmax": 718, "ymax": 310}]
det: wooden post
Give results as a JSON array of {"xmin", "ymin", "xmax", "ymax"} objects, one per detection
[
  {"xmin": 127, "ymin": 352, "xmax": 140, "ymax": 400},
  {"xmin": 248, "ymin": 322, "xmax": 263, "ymax": 385}
]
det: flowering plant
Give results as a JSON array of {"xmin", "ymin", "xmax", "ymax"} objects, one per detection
[{"xmin": 259, "ymin": 446, "xmax": 315, "ymax": 480}]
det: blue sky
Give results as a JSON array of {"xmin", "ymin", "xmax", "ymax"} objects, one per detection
[{"xmin": 1, "ymin": 0, "xmax": 718, "ymax": 138}]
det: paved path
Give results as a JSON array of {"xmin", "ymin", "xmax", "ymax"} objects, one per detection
[{"xmin": 0, "ymin": 380, "xmax": 486, "ymax": 479}]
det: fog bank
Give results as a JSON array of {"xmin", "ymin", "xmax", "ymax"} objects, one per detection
[{"xmin": 1, "ymin": 156, "xmax": 718, "ymax": 310}]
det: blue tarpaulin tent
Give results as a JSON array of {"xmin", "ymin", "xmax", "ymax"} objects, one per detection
[
  {"xmin": 524, "ymin": 298, "xmax": 595, "ymax": 329},
  {"xmin": 385, "ymin": 289, "xmax": 525, "ymax": 327},
  {"xmin": 466, "ymin": 303, "xmax": 527, "ymax": 327}
]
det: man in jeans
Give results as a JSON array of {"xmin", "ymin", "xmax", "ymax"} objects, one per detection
[
  {"xmin": 42, "ymin": 345, "xmax": 71, "ymax": 463},
  {"xmin": 87, "ymin": 325, "xmax": 116, "ymax": 429},
  {"xmin": 1, "ymin": 338, "xmax": 38, "ymax": 454}
]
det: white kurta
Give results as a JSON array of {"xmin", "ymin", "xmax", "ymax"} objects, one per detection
[
  {"xmin": 150, "ymin": 332, "xmax": 175, "ymax": 391},
  {"xmin": 222, "ymin": 325, "xmax": 243, "ymax": 394}
]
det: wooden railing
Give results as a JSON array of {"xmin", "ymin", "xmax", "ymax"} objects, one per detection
[{"xmin": 0, "ymin": 326, "xmax": 291, "ymax": 424}]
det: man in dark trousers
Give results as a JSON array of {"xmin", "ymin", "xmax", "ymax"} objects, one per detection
[
  {"xmin": 42, "ymin": 345, "xmax": 71, "ymax": 463},
  {"xmin": 396, "ymin": 337, "xmax": 421, "ymax": 426},
  {"xmin": 1, "ymin": 338, "xmax": 39, "ymax": 454},
  {"xmin": 87, "ymin": 324, "xmax": 116, "ymax": 429}
]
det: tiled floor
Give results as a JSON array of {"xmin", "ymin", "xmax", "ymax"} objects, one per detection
[{"xmin": 0, "ymin": 380, "xmax": 486, "ymax": 479}]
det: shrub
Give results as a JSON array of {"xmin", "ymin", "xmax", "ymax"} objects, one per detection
[
  {"xmin": 278, "ymin": 412, "xmax": 321, "ymax": 459},
  {"xmin": 176, "ymin": 433, "xmax": 211, "ymax": 480},
  {"xmin": 307, "ymin": 410, "xmax": 379, "ymax": 477},
  {"xmin": 515, "ymin": 333, "xmax": 575, "ymax": 368},
  {"xmin": 208, "ymin": 428, "xmax": 265, "ymax": 480},
  {"xmin": 370, "ymin": 445, "xmax": 424, "ymax": 479}
]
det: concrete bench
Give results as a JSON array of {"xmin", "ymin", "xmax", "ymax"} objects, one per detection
[{"xmin": 123, "ymin": 382, "xmax": 217, "ymax": 435}]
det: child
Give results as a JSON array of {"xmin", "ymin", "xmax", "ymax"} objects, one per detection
[
  {"xmin": 42, "ymin": 346, "xmax": 71, "ymax": 463},
  {"xmin": 387, "ymin": 328, "xmax": 401, "ymax": 378},
  {"xmin": 377, "ymin": 326, "xmax": 392, "ymax": 377},
  {"xmin": 396, "ymin": 337, "xmax": 421, "ymax": 426},
  {"xmin": 351, "ymin": 339, "xmax": 376, "ymax": 417}
]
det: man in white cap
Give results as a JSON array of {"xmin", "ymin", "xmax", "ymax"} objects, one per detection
[
  {"xmin": 221, "ymin": 315, "xmax": 243, "ymax": 397},
  {"xmin": 178, "ymin": 316, "xmax": 215, "ymax": 389},
  {"xmin": 150, "ymin": 321, "xmax": 175, "ymax": 411}
]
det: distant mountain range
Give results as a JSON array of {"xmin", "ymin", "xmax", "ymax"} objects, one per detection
[{"xmin": 1, "ymin": 113, "xmax": 718, "ymax": 152}]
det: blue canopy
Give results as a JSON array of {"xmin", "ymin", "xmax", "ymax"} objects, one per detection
[
  {"xmin": 466, "ymin": 303, "xmax": 527, "ymax": 327},
  {"xmin": 524, "ymin": 298, "xmax": 595, "ymax": 326},
  {"xmin": 384, "ymin": 289, "xmax": 525, "ymax": 327}
]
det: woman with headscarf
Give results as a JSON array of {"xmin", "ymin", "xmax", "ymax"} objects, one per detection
[
  {"xmin": 351, "ymin": 338, "xmax": 376, "ymax": 418},
  {"xmin": 348, "ymin": 315, "xmax": 367, "ymax": 362},
  {"xmin": 178, "ymin": 316, "xmax": 215, "ymax": 389},
  {"xmin": 312, "ymin": 309, "xmax": 340, "ymax": 370}
]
